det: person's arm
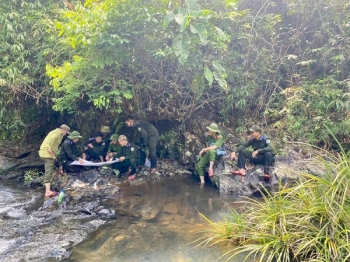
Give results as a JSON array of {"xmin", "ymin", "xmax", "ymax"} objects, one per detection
[
  {"xmin": 63, "ymin": 143, "xmax": 79, "ymax": 161},
  {"xmin": 236, "ymin": 140, "xmax": 252, "ymax": 152},
  {"xmin": 203, "ymin": 136, "xmax": 223, "ymax": 151},
  {"xmin": 258, "ymin": 139, "xmax": 273, "ymax": 154}
]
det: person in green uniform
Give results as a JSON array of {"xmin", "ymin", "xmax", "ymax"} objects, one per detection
[
  {"xmin": 39, "ymin": 124, "xmax": 70, "ymax": 197},
  {"xmin": 57, "ymin": 131, "xmax": 85, "ymax": 173},
  {"xmin": 196, "ymin": 123, "xmax": 224, "ymax": 184},
  {"xmin": 230, "ymin": 125, "xmax": 274, "ymax": 180},
  {"xmin": 105, "ymin": 134, "xmax": 122, "ymax": 161},
  {"xmin": 110, "ymin": 135, "xmax": 141, "ymax": 181},
  {"xmin": 125, "ymin": 116, "xmax": 159, "ymax": 173},
  {"xmin": 82, "ymin": 132, "xmax": 105, "ymax": 162},
  {"xmin": 101, "ymin": 126, "xmax": 112, "ymax": 157}
]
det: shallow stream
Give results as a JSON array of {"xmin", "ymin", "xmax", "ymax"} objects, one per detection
[{"xmin": 0, "ymin": 176, "xmax": 247, "ymax": 262}]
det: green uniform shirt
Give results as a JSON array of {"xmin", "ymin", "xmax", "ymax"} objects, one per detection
[
  {"xmin": 206, "ymin": 135, "xmax": 223, "ymax": 148},
  {"xmin": 39, "ymin": 128, "xmax": 64, "ymax": 159},
  {"xmin": 108, "ymin": 143, "xmax": 122, "ymax": 155}
]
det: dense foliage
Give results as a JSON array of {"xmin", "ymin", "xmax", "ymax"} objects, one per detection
[
  {"xmin": 197, "ymin": 148, "xmax": 350, "ymax": 261},
  {"xmin": 0, "ymin": 0, "xmax": 349, "ymax": 147}
]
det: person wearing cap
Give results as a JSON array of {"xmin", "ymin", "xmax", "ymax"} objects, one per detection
[
  {"xmin": 57, "ymin": 131, "xmax": 85, "ymax": 173},
  {"xmin": 125, "ymin": 116, "xmax": 159, "ymax": 173},
  {"xmin": 196, "ymin": 123, "xmax": 224, "ymax": 184},
  {"xmin": 39, "ymin": 124, "xmax": 70, "ymax": 197},
  {"xmin": 110, "ymin": 135, "xmax": 140, "ymax": 180},
  {"xmin": 105, "ymin": 134, "xmax": 122, "ymax": 161},
  {"xmin": 101, "ymin": 126, "xmax": 112, "ymax": 157},
  {"xmin": 230, "ymin": 125, "xmax": 274, "ymax": 180},
  {"xmin": 82, "ymin": 132, "xmax": 105, "ymax": 162}
]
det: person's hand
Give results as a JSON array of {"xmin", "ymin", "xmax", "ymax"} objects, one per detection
[
  {"xmin": 230, "ymin": 152, "xmax": 236, "ymax": 160},
  {"xmin": 199, "ymin": 149, "xmax": 205, "ymax": 156},
  {"xmin": 119, "ymin": 156, "xmax": 125, "ymax": 162},
  {"xmin": 84, "ymin": 146, "xmax": 88, "ymax": 150},
  {"xmin": 252, "ymin": 150, "xmax": 259, "ymax": 158},
  {"xmin": 108, "ymin": 158, "xmax": 113, "ymax": 162},
  {"xmin": 88, "ymin": 143, "xmax": 93, "ymax": 148},
  {"xmin": 78, "ymin": 158, "xmax": 84, "ymax": 164}
]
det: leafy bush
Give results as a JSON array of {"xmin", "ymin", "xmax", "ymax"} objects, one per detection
[{"xmin": 197, "ymin": 147, "xmax": 350, "ymax": 261}]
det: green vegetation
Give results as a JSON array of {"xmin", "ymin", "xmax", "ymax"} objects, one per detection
[
  {"xmin": 1, "ymin": 0, "xmax": 349, "ymax": 148},
  {"xmin": 196, "ymin": 148, "xmax": 350, "ymax": 261}
]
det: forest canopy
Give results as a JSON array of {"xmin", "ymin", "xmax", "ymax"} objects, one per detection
[{"xmin": 0, "ymin": 0, "xmax": 349, "ymax": 148}]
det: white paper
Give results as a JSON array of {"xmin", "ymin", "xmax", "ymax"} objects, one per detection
[{"xmin": 70, "ymin": 159, "xmax": 119, "ymax": 166}]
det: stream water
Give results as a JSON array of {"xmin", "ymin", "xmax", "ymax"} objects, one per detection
[{"xmin": 0, "ymin": 176, "xmax": 247, "ymax": 262}]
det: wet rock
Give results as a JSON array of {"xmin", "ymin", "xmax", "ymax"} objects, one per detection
[
  {"xmin": 163, "ymin": 203, "xmax": 178, "ymax": 214},
  {"xmin": 114, "ymin": 235, "xmax": 128, "ymax": 244},
  {"xmin": 98, "ymin": 208, "xmax": 116, "ymax": 218}
]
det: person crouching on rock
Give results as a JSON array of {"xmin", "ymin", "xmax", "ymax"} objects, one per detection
[
  {"xmin": 196, "ymin": 123, "xmax": 224, "ymax": 184},
  {"xmin": 39, "ymin": 124, "xmax": 70, "ymax": 197},
  {"xmin": 82, "ymin": 132, "xmax": 105, "ymax": 162},
  {"xmin": 105, "ymin": 134, "xmax": 122, "ymax": 161},
  {"xmin": 230, "ymin": 125, "xmax": 274, "ymax": 180},
  {"xmin": 110, "ymin": 135, "xmax": 140, "ymax": 181},
  {"xmin": 57, "ymin": 131, "xmax": 85, "ymax": 173}
]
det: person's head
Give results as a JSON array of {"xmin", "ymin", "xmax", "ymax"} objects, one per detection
[
  {"xmin": 94, "ymin": 132, "xmax": 103, "ymax": 143},
  {"xmin": 118, "ymin": 135, "xmax": 128, "ymax": 146},
  {"xmin": 125, "ymin": 116, "xmax": 135, "ymax": 127},
  {"xmin": 109, "ymin": 134, "xmax": 119, "ymax": 144},
  {"xmin": 249, "ymin": 125, "xmax": 262, "ymax": 139},
  {"xmin": 59, "ymin": 124, "xmax": 70, "ymax": 136},
  {"xmin": 206, "ymin": 123, "xmax": 221, "ymax": 137},
  {"xmin": 101, "ymin": 126, "xmax": 111, "ymax": 134},
  {"xmin": 68, "ymin": 131, "xmax": 82, "ymax": 143}
]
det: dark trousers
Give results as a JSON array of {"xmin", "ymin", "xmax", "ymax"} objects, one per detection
[
  {"xmin": 237, "ymin": 150, "xmax": 274, "ymax": 174},
  {"xmin": 148, "ymin": 135, "xmax": 159, "ymax": 168},
  {"xmin": 61, "ymin": 160, "xmax": 82, "ymax": 173},
  {"xmin": 84, "ymin": 148, "xmax": 102, "ymax": 160},
  {"xmin": 111, "ymin": 158, "xmax": 140, "ymax": 175}
]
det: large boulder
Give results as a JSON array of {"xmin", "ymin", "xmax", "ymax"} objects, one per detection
[{"xmin": 212, "ymin": 146, "xmax": 312, "ymax": 196}]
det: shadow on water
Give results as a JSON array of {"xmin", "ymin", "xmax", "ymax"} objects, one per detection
[{"xmin": 64, "ymin": 176, "xmax": 247, "ymax": 262}]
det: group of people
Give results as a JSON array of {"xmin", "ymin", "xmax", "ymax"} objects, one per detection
[
  {"xmin": 39, "ymin": 116, "xmax": 274, "ymax": 197},
  {"xmin": 196, "ymin": 123, "xmax": 274, "ymax": 185},
  {"xmin": 39, "ymin": 116, "xmax": 159, "ymax": 197}
]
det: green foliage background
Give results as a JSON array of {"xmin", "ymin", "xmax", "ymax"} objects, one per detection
[{"xmin": 0, "ymin": 0, "xmax": 349, "ymax": 147}]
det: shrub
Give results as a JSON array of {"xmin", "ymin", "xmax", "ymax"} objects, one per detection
[{"xmin": 197, "ymin": 147, "xmax": 350, "ymax": 261}]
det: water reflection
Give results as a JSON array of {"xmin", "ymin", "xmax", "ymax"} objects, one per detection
[{"xmin": 65, "ymin": 177, "xmax": 246, "ymax": 262}]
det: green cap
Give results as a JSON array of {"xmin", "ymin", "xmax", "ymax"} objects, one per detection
[
  {"xmin": 206, "ymin": 123, "xmax": 221, "ymax": 134},
  {"xmin": 110, "ymin": 134, "xmax": 119, "ymax": 141},
  {"xmin": 249, "ymin": 125, "xmax": 262, "ymax": 133},
  {"xmin": 68, "ymin": 131, "xmax": 82, "ymax": 140},
  {"xmin": 101, "ymin": 126, "xmax": 111, "ymax": 133}
]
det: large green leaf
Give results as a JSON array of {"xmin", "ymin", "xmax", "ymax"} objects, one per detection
[
  {"xmin": 163, "ymin": 11, "xmax": 175, "ymax": 28},
  {"xmin": 191, "ymin": 23, "xmax": 208, "ymax": 45},
  {"xmin": 204, "ymin": 65, "xmax": 213, "ymax": 85},
  {"xmin": 175, "ymin": 8, "xmax": 188, "ymax": 32},
  {"xmin": 172, "ymin": 32, "xmax": 191, "ymax": 65}
]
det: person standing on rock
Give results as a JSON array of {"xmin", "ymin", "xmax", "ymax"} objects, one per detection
[
  {"xmin": 230, "ymin": 125, "xmax": 274, "ymax": 180},
  {"xmin": 105, "ymin": 134, "xmax": 122, "ymax": 161},
  {"xmin": 39, "ymin": 124, "xmax": 70, "ymax": 197},
  {"xmin": 196, "ymin": 123, "xmax": 224, "ymax": 184},
  {"xmin": 57, "ymin": 131, "xmax": 85, "ymax": 173},
  {"xmin": 110, "ymin": 135, "xmax": 140, "ymax": 180},
  {"xmin": 125, "ymin": 116, "xmax": 159, "ymax": 173}
]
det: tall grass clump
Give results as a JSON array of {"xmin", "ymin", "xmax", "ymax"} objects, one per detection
[{"xmin": 197, "ymin": 148, "xmax": 350, "ymax": 262}]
